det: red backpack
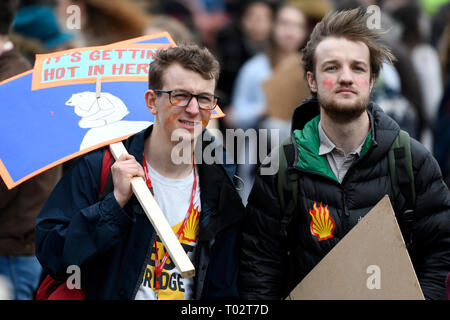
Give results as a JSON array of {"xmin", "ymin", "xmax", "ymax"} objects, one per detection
[{"xmin": 35, "ymin": 149, "xmax": 114, "ymax": 300}]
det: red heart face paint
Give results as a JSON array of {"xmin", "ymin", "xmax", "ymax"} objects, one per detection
[
  {"xmin": 356, "ymin": 77, "xmax": 369, "ymax": 89},
  {"xmin": 201, "ymin": 109, "xmax": 212, "ymax": 128},
  {"xmin": 164, "ymin": 111, "xmax": 178, "ymax": 128},
  {"xmin": 158, "ymin": 102, "xmax": 176, "ymax": 128},
  {"xmin": 322, "ymin": 77, "xmax": 334, "ymax": 93}
]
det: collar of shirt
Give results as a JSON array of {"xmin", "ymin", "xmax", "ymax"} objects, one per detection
[{"xmin": 318, "ymin": 120, "xmax": 365, "ymax": 158}]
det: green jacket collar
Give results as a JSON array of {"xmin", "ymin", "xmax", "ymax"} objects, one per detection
[{"xmin": 292, "ymin": 115, "xmax": 373, "ymax": 182}]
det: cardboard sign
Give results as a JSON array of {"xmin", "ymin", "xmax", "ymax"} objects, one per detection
[
  {"xmin": 287, "ymin": 196, "xmax": 424, "ymax": 300},
  {"xmin": 263, "ymin": 53, "xmax": 309, "ymax": 121},
  {"xmin": 0, "ymin": 32, "xmax": 224, "ymax": 189}
]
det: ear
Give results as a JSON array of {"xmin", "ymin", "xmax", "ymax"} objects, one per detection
[
  {"xmin": 306, "ymin": 71, "xmax": 318, "ymax": 93},
  {"xmin": 145, "ymin": 90, "xmax": 157, "ymax": 115},
  {"xmin": 369, "ymin": 74, "xmax": 376, "ymax": 92}
]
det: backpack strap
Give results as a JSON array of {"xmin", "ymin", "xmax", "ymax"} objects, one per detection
[
  {"xmin": 388, "ymin": 130, "xmax": 416, "ymax": 209},
  {"xmin": 277, "ymin": 138, "xmax": 302, "ymax": 298},
  {"xmin": 36, "ymin": 147, "xmax": 115, "ymax": 300},
  {"xmin": 99, "ymin": 148, "xmax": 114, "ymax": 199},
  {"xmin": 388, "ymin": 129, "xmax": 416, "ymax": 250},
  {"xmin": 278, "ymin": 138, "xmax": 299, "ymax": 238}
]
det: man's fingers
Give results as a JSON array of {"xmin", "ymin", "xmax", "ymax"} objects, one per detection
[
  {"xmin": 112, "ymin": 160, "xmax": 145, "ymax": 179},
  {"xmin": 118, "ymin": 153, "xmax": 135, "ymax": 162},
  {"xmin": 125, "ymin": 166, "xmax": 145, "ymax": 179}
]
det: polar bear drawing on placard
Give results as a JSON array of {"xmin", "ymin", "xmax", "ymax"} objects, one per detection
[
  {"xmin": 66, "ymin": 91, "xmax": 151, "ymax": 150},
  {"xmin": 67, "ymin": 91, "xmax": 129, "ymax": 128}
]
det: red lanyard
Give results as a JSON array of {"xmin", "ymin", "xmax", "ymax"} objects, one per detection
[{"xmin": 142, "ymin": 153, "xmax": 197, "ymax": 290}]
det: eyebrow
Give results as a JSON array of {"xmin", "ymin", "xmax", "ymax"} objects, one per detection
[
  {"xmin": 321, "ymin": 59, "xmax": 369, "ymax": 67},
  {"xmin": 174, "ymin": 88, "xmax": 215, "ymax": 95}
]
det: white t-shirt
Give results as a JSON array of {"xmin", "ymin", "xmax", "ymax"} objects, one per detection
[{"xmin": 134, "ymin": 162, "xmax": 200, "ymax": 300}]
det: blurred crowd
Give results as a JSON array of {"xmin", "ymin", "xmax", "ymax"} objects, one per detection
[{"xmin": 0, "ymin": 0, "xmax": 449, "ymax": 299}]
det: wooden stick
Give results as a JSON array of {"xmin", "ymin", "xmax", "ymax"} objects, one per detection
[
  {"xmin": 109, "ymin": 142, "xmax": 195, "ymax": 278},
  {"xmin": 95, "ymin": 74, "xmax": 194, "ymax": 278},
  {"xmin": 96, "ymin": 77, "xmax": 101, "ymax": 98}
]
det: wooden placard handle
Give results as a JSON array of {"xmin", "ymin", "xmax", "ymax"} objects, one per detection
[{"xmin": 109, "ymin": 142, "xmax": 195, "ymax": 278}]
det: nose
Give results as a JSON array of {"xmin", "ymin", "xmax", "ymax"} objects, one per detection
[
  {"xmin": 338, "ymin": 65, "xmax": 354, "ymax": 85},
  {"xmin": 185, "ymin": 95, "xmax": 201, "ymax": 115}
]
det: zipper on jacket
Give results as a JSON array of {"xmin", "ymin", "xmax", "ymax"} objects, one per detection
[{"xmin": 342, "ymin": 191, "xmax": 351, "ymax": 234}]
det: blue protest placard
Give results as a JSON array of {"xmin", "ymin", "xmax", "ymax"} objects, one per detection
[{"xmin": 0, "ymin": 32, "xmax": 224, "ymax": 189}]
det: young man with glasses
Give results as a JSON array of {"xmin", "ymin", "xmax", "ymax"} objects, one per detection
[{"xmin": 36, "ymin": 45, "xmax": 245, "ymax": 300}]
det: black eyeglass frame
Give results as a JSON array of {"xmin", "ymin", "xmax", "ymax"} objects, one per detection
[{"xmin": 155, "ymin": 89, "xmax": 219, "ymax": 110}]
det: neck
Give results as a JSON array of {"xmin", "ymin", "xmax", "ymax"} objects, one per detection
[
  {"xmin": 320, "ymin": 109, "xmax": 370, "ymax": 155},
  {"xmin": 144, "ymin": 125, "xmax": 195, "ymax": 179}
]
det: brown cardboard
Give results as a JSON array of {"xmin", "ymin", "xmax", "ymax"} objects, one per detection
[
  {"xmin": 287, "ymin": 195, "xmax": 424, "ymax": 300},
  {"xmin": 263, "ymin": 53, "xmax": 310, "ymax": 121}
]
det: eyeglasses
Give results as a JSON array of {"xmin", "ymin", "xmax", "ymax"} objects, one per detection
[{"xmin": 155, "ymin": 89, "xmax": 218, "ymax": 110}]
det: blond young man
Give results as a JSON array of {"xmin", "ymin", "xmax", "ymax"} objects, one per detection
[{"xmin": 239, "ymin": 8, "xmax": 450, "ymax": 300}]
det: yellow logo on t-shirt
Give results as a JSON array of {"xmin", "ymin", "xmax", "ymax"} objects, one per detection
[
  {"xmin": 139, "ymin": 205, "xmax": 200, "ymax": 300},
  {"xmin": 181, "ymin": 206, "xmax": 200, "ymax": 243}
]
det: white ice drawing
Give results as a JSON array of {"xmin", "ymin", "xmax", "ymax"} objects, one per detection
[{"xmin": 66, "ymin": 91, "xmax": 151, "ymax": 150}]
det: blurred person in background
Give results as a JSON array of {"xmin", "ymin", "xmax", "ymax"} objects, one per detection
[
  {"xmin": 377, "ymin": 9, "xmax": 427, "ymax": 141},
  {"xmin": 230, "ymin": 2, "xmax": 309, "ymax": 204},
  {"xmin": 56, "ymin": 0, "xmax": 150, "ymax": 47},
  {"xmin": 0, "ymin": 0, "xmax": 62, "ymax": 300},
  {"xmin": 433, "ymin": 14, "xmax": 450, "ymax": 188},
  {"xmin": 212, "ymin": 0, "xmax": 275, "ymax": 181},
  {"xmin": 224, "ymin": 0, "xmax": 283, "ymax": 18},
  {"xmin": 290, "ymin": 0, "xmax": 333, "ymax": 30},
  {"xmin": 146, "ymin": 0, "xmax": 202, "ymax": 45},
  {"xmin": 430, "ymin": 2, "xmax": 450, "ymax": 48},
  {"xmin": 175, "ymin": 0, "xmax": 230, "ymax": 48},
  {"xmin": 215, "ymin": 0, "xmax": 275, "ymax": 119},
  {"xmin": 231, "ymin": 2, "xmax": 309, "ymax": 130},
  {"xmin": 11, "ymin": 3, "xmax": 75, "ymax": 65},
  {"xmin": 389, "ymin": 0, "xmax": 443, "ymax": 151},
  {"xmin": 144, "ymin": 14, "xmax": 198, "ymax": 46},
  {"xmin": 371, "ymin": 60, "xmax": 421, "ymax": 138},
  {"xmin": 437, "ymin": 7, "xmax": 450, "ymax": 84}
]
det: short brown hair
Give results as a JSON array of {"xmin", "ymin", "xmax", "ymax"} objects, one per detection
[
  {"xmin": 148, "ymin": 44, "xmax": 220, "ymax": 90},
  {"xmin": 302, "ymin": 7, "xmax": 395, "ymax": 80}
]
